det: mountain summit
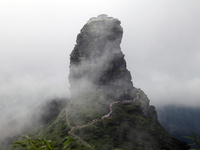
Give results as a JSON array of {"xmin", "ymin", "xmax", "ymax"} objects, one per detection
[
  {"xmin": 69, "ymin": 14, "xmax": 134, "ymax": 101},
  {"xmin": 67, "ymin": 15, "xmax": 189, "ymax": 150},
  {"xmin": 4, "ymin": 15, "xmax": 189, "ymax": 150}
]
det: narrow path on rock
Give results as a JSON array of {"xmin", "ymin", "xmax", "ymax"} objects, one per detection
[{"xmin": 66, "ymin": 88, "xmax": 141, "ymax": 149}]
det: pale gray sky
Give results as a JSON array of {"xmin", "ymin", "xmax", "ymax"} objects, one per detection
[{"xmin": 0, "ymin": 0, "xmax": 200, "ymax": 122}]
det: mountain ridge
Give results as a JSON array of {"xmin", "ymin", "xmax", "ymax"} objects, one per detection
[
  {"xmin": 4, "ymin": 15, "xmax": 190, "ymax": 150},
  {"xmin": 157, "ymin": 105, "xmax": 200, "ymax": 149},
  {"xmin": 66, "ymin": 15, "xmax": 189, "ymax": 150}
]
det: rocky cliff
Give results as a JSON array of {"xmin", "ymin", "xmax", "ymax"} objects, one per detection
[
  {"xmin": 66, "ymin": 15, "xmax": 190, "ymax": 150},
  {"xmin": 69, "ymin": 17, "xmax": 134, "ymax": 101},
  {"xmin": 7, "ymin": 15, "xmax": 190, "ymax": 150}
]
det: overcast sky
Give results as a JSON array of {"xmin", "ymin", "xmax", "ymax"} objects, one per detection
[{"xmin": 1, "ymin": 0, "xmax": 200, "ymax": 122}]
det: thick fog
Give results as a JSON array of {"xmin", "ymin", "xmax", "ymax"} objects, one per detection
[{"xmin": 1, "ymin": 0, "xmax": 200, "ymax": 129}]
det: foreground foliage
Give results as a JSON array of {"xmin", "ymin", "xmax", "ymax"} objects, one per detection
[
  {"xmin": 12, "ymin": 135, "xmax": 72, "ymax": 150},
  {"xmin": 185, "ymin": 131, "xmax": 200, "ymax": 150}
]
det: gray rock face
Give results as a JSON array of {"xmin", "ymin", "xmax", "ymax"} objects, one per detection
[
  {"xmin": 69, "ymin": 18, "xmax": 134, "ymax": 101},
  {"xmin": 67, "ymin": 16, "xmax": 190, "ymax": 150}
]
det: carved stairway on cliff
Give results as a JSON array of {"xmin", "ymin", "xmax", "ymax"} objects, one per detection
[{"xmin": 65, "ymin": 89, "xmax": 141, "ymax": 149}]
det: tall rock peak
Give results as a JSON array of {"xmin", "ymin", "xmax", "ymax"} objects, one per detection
[
  {"xmin": 67, "ymin": 15, "xmax": 189, "ymax": 150},
  {"xmin": 0, "ymin": 15, "xmax": 190, "ymax": 150},
  {"xmin": 69, "ymin": 15, "xmax": 134, "ymax": 101}
]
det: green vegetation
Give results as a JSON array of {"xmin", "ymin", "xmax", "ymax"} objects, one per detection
[
  {"xmin": 72, "ymin": 100, "xmax": 187, "ymax": 150},
  {"xmin": 185, "ymin": 131, "xmax": 200, "ymax": 150},
  {"xmin": 68, "ymin": 93, "xmax": 111, "ymax": 126},
  {"xmin": 0, "ymin": 98, "xmax": 69, "ymax": 150},
  {"xmin": 10, "ymin": 108, "xmax": 92, "ymax": 150},
  {"xmin": 12, "ymin": 135, "xmax": 72, "ymax": 150},
  {"xmin": 23, "ymin": 109, "xmax": 71, "ymax": 149},
  {"xmin": 7, "ymin": 92, "xmax": 189, "ymax": 149}
]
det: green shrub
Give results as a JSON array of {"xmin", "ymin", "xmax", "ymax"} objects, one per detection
[
  {"xmin": 185, "ymin": 131, "xmax": 200, "ymax": 150},
  {"xmin": 12, "ymin": 135, "xmax": 72, "ymax": 150}
]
